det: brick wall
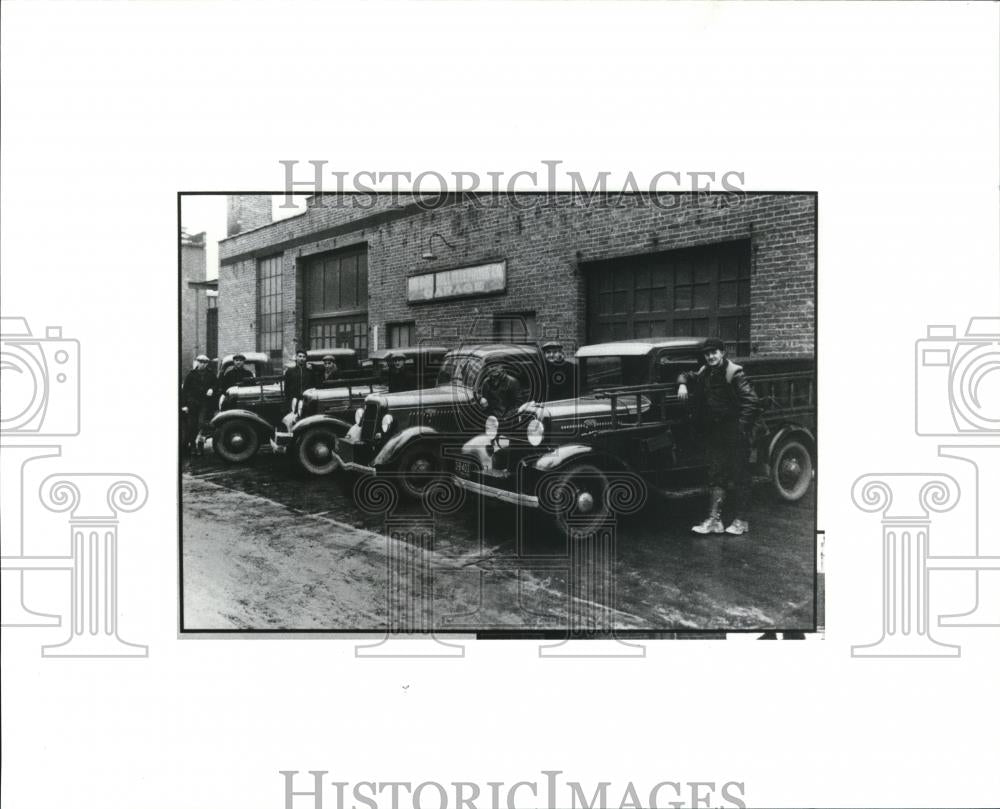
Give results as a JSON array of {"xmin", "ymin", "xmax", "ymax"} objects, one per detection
[
  {"xmin": 180, "ymin": 235, "xmax": 206, "ymax": 375},
  {"xmin": 226, "ymin": 195, "xmax": 272, "ymax": 237},
  {"xmin": 217, "ymin": 258, "xmax": 257, "ymax": 359},
  {"xmin": 216, "ymin": 193, "xmax": 815, "ymax": 362}
]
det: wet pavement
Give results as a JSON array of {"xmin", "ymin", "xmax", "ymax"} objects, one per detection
[{"xmin": 181, "ymin": 444, "xmax": 818, "ymax": 633}]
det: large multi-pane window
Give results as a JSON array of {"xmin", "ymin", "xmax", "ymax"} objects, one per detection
[
  {"xmin": 308, "ymin": 317, "xmax": 369, "ymax": 352},
  {"xmin": 304, "ymin": 246, "xmax": 369, "ymax": 355},
  {"xmin": 586, "ymin": 240, "xmax": 751, "ymax": 356},
  {"xmin": 256, "ymin": 255, "xmax": 283, "ymax": 372}
]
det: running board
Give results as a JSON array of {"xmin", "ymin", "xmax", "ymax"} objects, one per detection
[{"xmin": 655, "ymin": 486, "xmax": 708, "ymax": 501}]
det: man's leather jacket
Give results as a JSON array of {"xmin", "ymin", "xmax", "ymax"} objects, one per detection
[{"xmin": 679, "ymin": 360, "xmax": 761, "ymax": 434}]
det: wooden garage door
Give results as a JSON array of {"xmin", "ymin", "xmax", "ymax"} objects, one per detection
[{"xmin": 585, "ymin": 240, "xmax": 751, "ymax": 356}]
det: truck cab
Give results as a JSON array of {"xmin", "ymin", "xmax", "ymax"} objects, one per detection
[
  {"xmin": 451, "ymin": 337, "xmax": 816, "ymax": 529},
  {"xmin": 211, "ymin": 349, "xmax": 359, "ymax": 463},
  {"xmin": 275, "ymin": 346, "xmax": 449, "ymax": 475},
  {"xmin": 335, "ymin": 342, "xmax": 549, "ymax": 498}
]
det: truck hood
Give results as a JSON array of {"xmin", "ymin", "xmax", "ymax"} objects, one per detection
[
  {"xmin": 226, "ymin": 383, "xmax": 283, "ymax": 399},
  {"xmin": 526, "ymin": 395, "xmax": 650, "ymax": 421},
  {"xmin": 375, "ymin": 384, "xmax": 476, "ymax": 410},
  {"xmin": 304, "ymin": 383, "xmax": 388, "ymax": 403}
]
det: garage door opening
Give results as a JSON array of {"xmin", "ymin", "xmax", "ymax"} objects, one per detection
[{"xmin": 584, "ymin": 239, "xmax": 751, "ymax": 356}]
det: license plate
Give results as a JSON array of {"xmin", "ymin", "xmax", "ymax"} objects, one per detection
[{"xmin": 454, "ymin": 460, "xmax": 473, "ymax": 479}]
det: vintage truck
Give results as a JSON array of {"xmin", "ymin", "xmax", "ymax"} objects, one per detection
[
  {"xmin": 334, "ymin": 341, "xmax": 552, "ymax": 498},
  {"xmin": 210, "ymin": 348, "xmax": 360, "ymax": 463},
  {"xmin": 273, "ymin": 346, "xmax": 448, "ymax": 475},
  {"xmin": 449, "ymin": 337, "xmax": 816, "ymax": 528}
]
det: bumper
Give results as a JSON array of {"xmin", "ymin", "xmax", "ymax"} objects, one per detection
[
  {"xmin": 451, "ymin": 473, "xmax": 540, "ymax": 508},
  {"xmin": 451, "ymin": 438, "xmax": 540, "ymax": 508},
  {"xmin": 269, "ymin": 411, "xmax": 299, "ymax": 454},
  {"xmin": 335, "ymin": 435, "xmax": 376, "ymax": 474},
  {"xmin": 270, "ymin": 430, "xmax": 293, "ymax": 455}
]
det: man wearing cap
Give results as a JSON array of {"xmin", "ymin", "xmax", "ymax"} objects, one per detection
[
  {"xmin": 677, "ymin": 338, "xmax": 761, "ymax": 535},
  {"xmin": 480, "ymin": 363, "xmax": 523, "ymax": 421},
  {"xmin": 542, "ymin": 340, "xmax": 575, "ymax": 400},
  {"xmin": 318, "ymin": 354, "xmax": 340, "ymax": 384},
  {"xmin": 384, "ymin": 352, "xmax": 411, "ymax": 392},
  {"xmin": 219, "ymin": 353, "xmax": 253, "ymax": 393},
  {"xmin": 181, "ymin": 354, "xmax": 217, "ymax": 456},
  {"xmin": 283, "ymin": 349, "xmax": 312, "ymax": 413}
]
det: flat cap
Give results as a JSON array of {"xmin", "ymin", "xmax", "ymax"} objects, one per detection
[
  {"xmin": 195, "ymin": 354, "xmax": 210, "ymax": 362},
  {"xmin": 701, "ymin": 338, "xmax": 726, "ymax": 352}
]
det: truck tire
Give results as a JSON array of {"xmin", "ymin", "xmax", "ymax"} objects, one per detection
[
  {"xmin": 771, "ymin": 437, "xmax": 814, "ymax": 501},
  {"xmin": 548, "ymin": 463, "xmax": 612, "ymax": 536},
  {"xmin": 395, "ymin": 443, "xmax": 442, "ymax": 500},
  {"xmin": 213, "ymin": 420, "xmax": 260, "ymax": 463},
  {"xmin": 297, "ymin": 426, "xmax": 342, "ymax": 476}
]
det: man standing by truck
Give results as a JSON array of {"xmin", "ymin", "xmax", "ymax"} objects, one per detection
[
  {"xmin": 283, "ymin": 349, "xmax": 312, "ymax": 413},
  {"xmin": 181, "ymin": 354, "xmax": 217, "ymax": 456},
  {"xmin": 219, "ymin": 353, "xmax": 253, "ymax": 393},
  {"xmin": 677, "ymin": 338, "xmax": 761, "ymax": 536}
]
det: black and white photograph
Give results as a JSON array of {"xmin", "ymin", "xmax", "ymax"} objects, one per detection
[
  {"xmin": 180, "ymin": 191, "xmax": 818, "ymax": 635},
  {"xmin": 4, "ymin": 2, "xmax": 997, "ymax": 808}
]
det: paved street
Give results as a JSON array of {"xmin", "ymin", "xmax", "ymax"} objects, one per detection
[{"xmin": 182, "ymin": 445, "xmax": 817, "ymax": 634}]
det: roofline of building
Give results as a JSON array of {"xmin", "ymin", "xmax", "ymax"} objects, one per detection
[
  {"xmin": 220, "ymin": 203, "xmax": 307, "ymax": 243},
  {"xmin": 218, "ymin": 193, "xmax": 461, "ymax": 266}
]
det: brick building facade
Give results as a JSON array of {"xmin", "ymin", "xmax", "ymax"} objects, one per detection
[{"xmin": 216, "ymin": 193, "xmax": 815, "ymax": 371}]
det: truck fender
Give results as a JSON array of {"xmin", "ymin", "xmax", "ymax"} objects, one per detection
[
  {"xmin": 291, "ymin": 413, "xmax": 353, "ymax": 440},
  {"xmin": 766, "ymin": 424, "xmax": 815, "ymax": 462},
  {"xmin": 372, "ymin": 425, "xmax": 441, "ymax": 468},
  {"xmin": 210, "ymin": 409, "xmax": 274, "ymax": 436},
  {"xmin": 531, "ymin": 444, "xmax": 632, "ymax": 474}
]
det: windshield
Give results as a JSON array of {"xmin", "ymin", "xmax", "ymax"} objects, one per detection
[
  {"xmin": 436, "ymin": 354, "xmax": 483, "ymax": 387},
  {"xmin": 579, "ymin": 355, "xmax": 649, "ymax": 394},
  {"xmin": 222, "ymin": 361, "xmax": 264, "ymax": 380},
  {"xmin": 360, "ymin": 358, "xmax": 388, "ymax": 374}
]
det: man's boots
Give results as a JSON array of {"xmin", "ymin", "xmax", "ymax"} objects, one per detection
[{"xmin": 691, "ymin": 487, "xmax": 725, "ymax": 534}]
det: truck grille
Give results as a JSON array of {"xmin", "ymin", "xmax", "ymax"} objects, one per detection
[{"xmin": 361, "ymin": 401, "xmax": 380, "ymax": 441}]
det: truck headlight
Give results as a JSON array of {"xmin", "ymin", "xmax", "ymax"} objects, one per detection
[
  {"xmin": 484, "ymin": 415, "xmax": 499, "ymax": 439},
  {"xmin": 381, "ymin": 413, "xmax": 394, "ymax": 433},
  {"xmin": 527, "ymin": 418, "xmax": 545, "ymax": 446},
  {"xmin": 355, "ymin": 407, "xmax": 364, "ymax": 425}
]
